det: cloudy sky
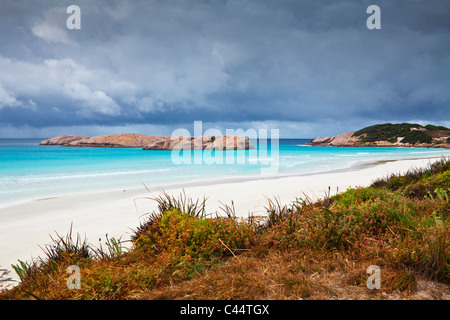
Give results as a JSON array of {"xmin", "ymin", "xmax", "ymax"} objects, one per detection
[{"xmin": 0, "ymin": 0, "xmax": 449, "ymax": 138}]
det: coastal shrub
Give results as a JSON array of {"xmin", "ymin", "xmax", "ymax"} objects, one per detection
[
  {"xmin": 133, "ymin": 208, "xmax": 255, "ymax": 260},
  {"xmin": 352, "ymin": 123, "xmax": 440, "ymax": 144},
  {"xmin": 262, "ymin": 188, "xmax": 391, "ymax": 251},
  {"xmin": 387, "ymin": 176, "xmax": 415, "ymax": 190},
  {"xmin": 392, "ymin": 171, "xmax": 450, "ymax": 199},
  {"xmin": 331, "ymin": 186, "xmax": 396, "ymax": 207},
  {"xmin": 6, "ymin": 229, "xmax": 95, "ymax": 300},
  {"xmin": 261, "ymin": 177, "xmax": 449, "ymax": 274},
  {"xmin": 388, "ymin": 137, "xmax": 397, "ymax": 144},
  {"xmin": 353, "ymin": 123, "xmax": 422, "ymax": 142},
  {"xmin": 370, "ymin": 157, "xmax": 450, "ymax": 192},
  {"xmin": 263, "ymin": 196, "xmax": 301, "ymax": 230},
  {"xmin": 425, "ymin": 124, "xmax": 450, "ymax": 131},
  {"xmin": 93, "ymin": 235, "xmax": 126, "ymax": 261},
  {"xmin": 401, "ymin": 130, "xmax": 432, "ymax": 144},
  {"xmin": 131, "ymin": 189, "xmax": 207, "ymax": 240},
  {"xmin": 386, "ymin": 222, "xmax": 449, "ymax": 282},
  {"xmin": 41, "ymin": 228, "xmax": 92, "ymax": 264}
]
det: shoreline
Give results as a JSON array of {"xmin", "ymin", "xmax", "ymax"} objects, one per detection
[
  {"xmin": 0, "ymin": 155, "xmax": 447, "ymax": 286},
  {"xmin": 0, "ymin": 153, "xmax": 446, "ymax": 211}
]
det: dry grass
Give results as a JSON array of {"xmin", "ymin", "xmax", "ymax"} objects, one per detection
[{"xmin": 128, "ymin": 248, "xmax": 450, "ymax": 300}]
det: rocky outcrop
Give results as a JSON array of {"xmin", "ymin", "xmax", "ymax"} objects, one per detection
[
  {"xmin": 306, "ymin": 129, "xmax": 450, "ymax": 148},
  {"xmin": 41, "ymin": 134, "xmax": 165, "ymax": 148},
  {"xmin": 40, "ymin": 135, "xmax": 89, "ymax": 146},
  {"xmin": 63, "ymin": 134, "xmax": 166, "ymax": 148},
  {"xmin": 40, "ymin": 134, "xmax": 255, "ymax": 150},
  {"xmin": 205, "ymin": 136, "xmax": 254, "ymax": 150},
  {"xmin": 306, "ymin": 131, "xmax": 359, "ymax": 147},
  {"xmin": 142, "ymin": 135, "xmax": 255, "ymax": 150}
]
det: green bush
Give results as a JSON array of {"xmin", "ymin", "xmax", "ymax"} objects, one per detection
[
  {"xmin": 352, "ymin": 123, "xmax": 439, "ymax": 144},
  {"xmin": 134, "ymin": 208, "xmax": 255, "ymax": 260},
  {"xmin": 401, "ymin": 130, "xmax": 432, "ymax": 144},
  {"xmin": 388, "ymin": 137, "xmax": 397, "ymax": 143},
  {"xmin": 425, "ymin": 124, "xmax": 449, "ymax": 131}
]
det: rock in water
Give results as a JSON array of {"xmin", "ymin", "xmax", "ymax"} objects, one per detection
[
  {"xmin": 64, "ymin": 134, "xmax": 166, "ymax": 148},
  {"xmin": 39, "ymin": 135, "xmax": 89, "ymax": 145},
  {"xmin": 143, "ymin": 136, "xmax": 255, "ymax": 150},
  {"xmin": 40, "ymin": 134, "xmax": 255, "ymax": 150}
]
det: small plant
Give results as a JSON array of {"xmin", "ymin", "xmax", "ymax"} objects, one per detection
[
  {"xmin": 94, "ymin": 234, "xmax": 127, "ymax": 260},
  {"xmin": 132, "ymin": 188, "xmax": 207, "ymax": 241},
  {"xmin": 134, "ymin": 207, "xmax": 254, "ymax": 260},
  {"xmin": 218, "ymin": 200, "xmax": 237, "ymax": 219},
  {"xmin": 264, "ymin": 196, "xmax": 291, "ymax": 228},
  {"xmin": 40, "ymin": 225, "xmax": 91, "ymax": 265},
  {"xmin": 11, "ymin": 260, "xmax": 30, "ymax": 282},
  {"xmin": 0, "ymin": 267, "xmax": 14, "ymax": 292},
  {"xmin": 434, "ymin": 188, "xmax": 449, "ymax": 202},
  {"xmin": 385, "ymin": 271, "xmax": 417, "ymax": 294}
]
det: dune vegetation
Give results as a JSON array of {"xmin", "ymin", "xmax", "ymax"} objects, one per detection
[{"xmin": 1, "ymin": 158, "xmax": 449, "ymax": 300}]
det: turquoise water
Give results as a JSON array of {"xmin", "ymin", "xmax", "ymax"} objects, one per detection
[{"xmin": 0, "ymin": 138, "xmax": 449, "ymax": 207}]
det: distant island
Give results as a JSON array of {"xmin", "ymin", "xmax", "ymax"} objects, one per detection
[
  {"xmin": 40, "ymin": 133, "xmax": 255, "ymax": 150},
  {"xmin": 306, "ymin": 123, "xmax": 450, "ymax": 148}
]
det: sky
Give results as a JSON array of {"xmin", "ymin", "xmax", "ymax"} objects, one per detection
[{"xmin": 0, "ymin": 0, "xmax": 449, "ymax": 138}]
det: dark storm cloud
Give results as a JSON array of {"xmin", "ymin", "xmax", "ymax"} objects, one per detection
[{"xmin": 0, "ymin": 0, "xmax": 449, "ymax": 137}]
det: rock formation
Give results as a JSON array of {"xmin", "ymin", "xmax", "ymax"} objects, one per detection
[
  {"xmin": 143, "ymin": 135, "xmax": 254, "ymax": 150},
  {"xmin": 40, "ymin": 133, "xmax": 164, "ymax": 148},
  {"xmin": 306, "ymin": 123, "xmax": 450, "ymax": 148},
  {"xmin": 40, "ymin": 134, "xmax": 255, "ymax": 150},
  {"xmin": 306, "ymin": 131, "xmax": 359, "ymax": 147},
  {"xmin": 39, "ymin": 135, "xmax": 89, "ymax": 146}
]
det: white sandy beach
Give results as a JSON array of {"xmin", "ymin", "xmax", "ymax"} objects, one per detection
[{"xmin": 0, "ymin": 156, "xmax": 445, "ymax": 286}]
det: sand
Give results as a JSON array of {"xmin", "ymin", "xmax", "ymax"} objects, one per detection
[{"xmin": 0, "ymin": 156, "xmax": 444, "ymax": 286}]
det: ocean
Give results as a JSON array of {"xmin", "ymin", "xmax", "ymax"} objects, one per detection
[{"xmin": 1, "ymin": 138, "xmax": 449, "ymax": 208}]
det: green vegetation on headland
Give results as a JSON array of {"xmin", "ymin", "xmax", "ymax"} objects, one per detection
[
  {"xmin": 307, "ymin": 122, "xmax": 450, "ymax": 147},
  {"xmin": 353, "ymin": 123, "xmax": 450, "ymax": 145},
  {"xmin": 1, "ymin": 158, "xmax": 449, "ymax": 300}
]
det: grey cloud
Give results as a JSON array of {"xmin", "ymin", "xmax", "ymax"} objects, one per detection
[{"xmin": 0, "ymin": 0, "xmax": 449, "ymax": 137}]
